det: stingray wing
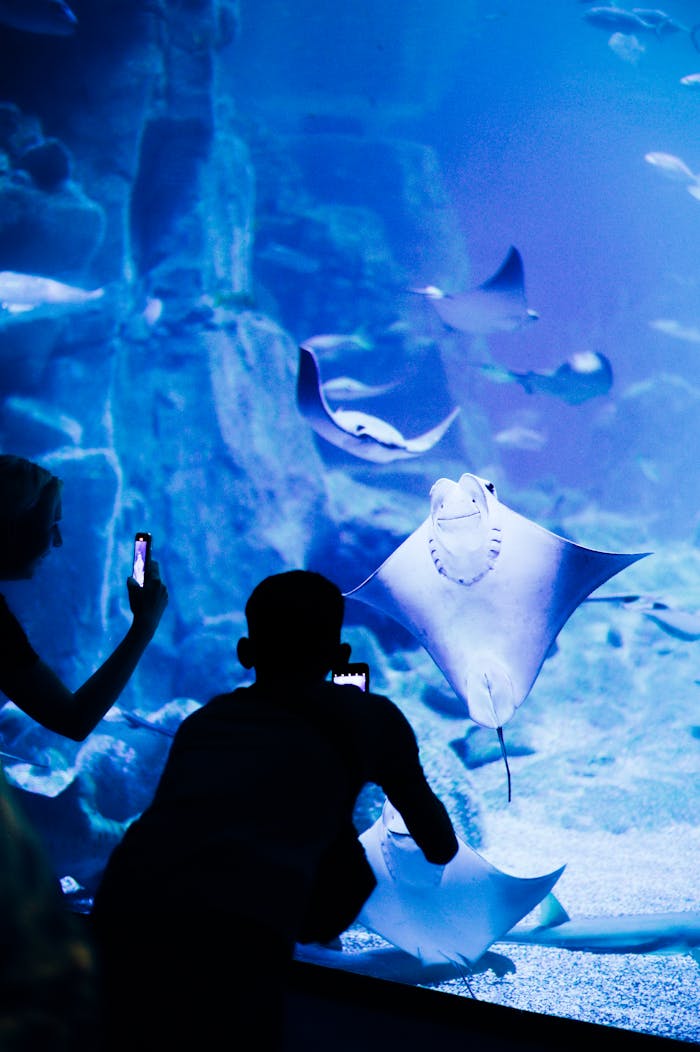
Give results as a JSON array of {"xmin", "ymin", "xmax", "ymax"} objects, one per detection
[
  {"xmin": 345, "ymin": 471, "xmax": 649, "ymax": 728},
  {"xmin": 358, "ymin": 801, "xmax": 565, "ymax": 966},
  {"xmin": 400, "ymin": 405, "xmax": 461, "ymax": 453},
  {"xmin": 477, "ymin": 245, "xmax": 525, "ymax": 295}
]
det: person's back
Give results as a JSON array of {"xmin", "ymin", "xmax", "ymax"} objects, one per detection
[{"xmin": 91, "ymin": 569, "xmax": 458, "ymax": 1050}]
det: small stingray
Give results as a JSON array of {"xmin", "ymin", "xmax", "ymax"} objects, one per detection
[
  {"xmin": 356, "ymin": 799, "xmax": 565, "ymax": 967},
  {"xmin": 586, "ymin": 593, "xmax": 700, "ymax": 641},
  {"xmin": 478, "ymin": 350, "xmax": 613, "ymax": 405},
  {"xmin": 410, "ymin": 246, "xmax": 539, "ymax": 335},
  {"xmin": 345, "ymin": 472, "xmax": 647, "ymax": 731},
  {"xmin": 297, "ymin": 344, "xmax": 460, "ymax": 464}
]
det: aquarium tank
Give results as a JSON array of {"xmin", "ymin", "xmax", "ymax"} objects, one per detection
[{"xmin": 0, "ymin": 0, "xmax": 698, "ymax": 1043}]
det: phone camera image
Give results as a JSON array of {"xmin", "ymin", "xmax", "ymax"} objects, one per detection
[
  {"xmin": 332, "ymin": 663, "xmax": 370, "ymax": 692},
  {"xmin": 132, "ymin": 534, "xmax": 151, "ymax": 588}
]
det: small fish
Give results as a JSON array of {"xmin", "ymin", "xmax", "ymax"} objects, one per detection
[
  {"xmin": 302, "ymin": 332, "xmax": 373, "ymax": 355},
  {"xmin": 680, "ymin": 73, "xmax": 700, "ymax": 87},
  {"xmin": 649, "ymin": 318, "xmax": 700, "ymax": 343},
  {"xmin": 118, "ymin": 710, "xmax": 176, "ymax": 738},
  {"xmin": 644, "ymin": 152, "xmax": 700, "ymax": 199},
  {"xmin": 479, "ymin": 351, "xmax": 613, "ymax": 405},
  {"xmin": 0, "ymin": 0, "xmax": 77, "ymax": 35},
  {"xmin": 583, "ymin": 6, "xmax": 655, "ymax": 33},
  {"xmin": 0, "ymin": 271, "xmax": 104, "ymax": 312},
  {"xmin": 494, "ymin": 425, "xmax": 547, "ymax": 451},
  {"xmin": 256, "ymin": 241, "xmax": 320, "ymax": 275},
  {"xmin": 608, "ymin": 31, "xmax": 645, "ymax": 63},
  {"xmin": 321, "ymin": 375, "xmax": 400, "ymax": 401},
  {"xmin": 644, "ymin": 151, "xmax": 697, "ymax": 182},
  {"xmin": 142, "ymin": 297, "xmax": 164, "ymax": 326},
  {"xmin": 410, "ymin": 245, "xmax": 539, "ymax": 336}
]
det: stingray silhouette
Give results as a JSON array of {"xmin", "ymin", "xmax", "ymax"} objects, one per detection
[
  {"xmin": 297, "ymin": 344, "xmax": 460, "ymax": 463},
  {"xmin": 410, "ymin": 246, "xmax": 539, "ymax": 335}
]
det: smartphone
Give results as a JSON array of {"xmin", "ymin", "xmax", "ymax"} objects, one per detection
[
  {"xmin": 332, "ymin": 662, "xmax": 370, "ymax": 692},
  {"xmin": 132, "ymin": 531, "xmax": 152, "ymax": 588}
]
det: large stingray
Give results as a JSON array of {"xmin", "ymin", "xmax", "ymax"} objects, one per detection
[
  {"xmin": 356, "ymin": 798, "xmax": 565, "ymax": 967},
  {"xmin": 345, "ymin": 471, "xmax": 648, "ymax": 732},
  {"xmin": 410, "ymin": 245, "xmax": 539, "ymax": 335},
  {"xmin": 297, "ymin": 344, "xmax": 460, "ymax": 463}
]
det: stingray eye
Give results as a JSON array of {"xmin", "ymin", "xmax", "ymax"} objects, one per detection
[{"xmin": 429, "ymin": 478, "xmax": 452, "ymax": 516}]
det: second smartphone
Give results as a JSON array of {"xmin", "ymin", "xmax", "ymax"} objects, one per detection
[{"xmin": 332, "ymin": 662, "xmax": 370, "ymax": 692}]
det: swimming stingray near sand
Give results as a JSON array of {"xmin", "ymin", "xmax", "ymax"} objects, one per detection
[
  {"xmin": 477, "ymin": 350, "xmax": 613, "ymax": 405},
  {"xmin": 297, "ymin": 343, "xmax": 460, "ymax": 464},
  {"xmin": 345, "ymin": 471, "xmax": 648, "ymax": 797},
  {"xmin": 362, "ymin": 799, "xmax": 563, "ymax": 967},
  {"xmin": 304, "ymin": 797, "xmax": 564, "ymax": 979},
  {"xmin": 409, "ymin": 245, "xmax": 539, "ymax": 335}
]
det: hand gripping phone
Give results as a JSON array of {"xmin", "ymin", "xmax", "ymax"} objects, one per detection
[
  {"xmin": 132, "ymin": 531, "xmax": 152, "ymax": 588},
  {"xmin": 332, "ymin": 661, "xmax": 370, "ymax": 692}
]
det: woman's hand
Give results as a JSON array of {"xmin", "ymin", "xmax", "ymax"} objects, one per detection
[{"xmin": 127, "ymin": 558, "xmax": 169, "ymax": 639}]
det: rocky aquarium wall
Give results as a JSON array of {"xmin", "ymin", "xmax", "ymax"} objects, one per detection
[{"xmin": 0, "ymin": 1, "xmax": 699, "ymax": 1044}]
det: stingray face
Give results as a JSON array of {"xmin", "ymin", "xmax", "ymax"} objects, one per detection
[{"xmin": 428, "ymin": 473, "xmax": 502, "ymax": 585}]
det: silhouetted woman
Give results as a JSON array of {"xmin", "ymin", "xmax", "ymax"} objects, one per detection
[{"xmin": 0, "ymin": 453, "xmax": 168, "ymax": 741}]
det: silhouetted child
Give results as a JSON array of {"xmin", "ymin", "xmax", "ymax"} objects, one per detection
[{"xmin": 91, "ymin": 569, "xmax": 458, "ymax": 1051}]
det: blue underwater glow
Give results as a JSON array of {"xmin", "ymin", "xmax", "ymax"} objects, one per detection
[{"xmin": 0, "ymin": 0, "xmax": 699, "ymax": 1042}]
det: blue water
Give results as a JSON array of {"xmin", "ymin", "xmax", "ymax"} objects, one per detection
[{"xmin": 0, "ymin": 0, "xmax": 699, "ymax": 1042}]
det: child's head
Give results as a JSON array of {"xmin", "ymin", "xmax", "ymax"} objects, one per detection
[
  {"xmin": 237, "ymin": 569, "xmax": 350, "ymax": 685},
  {"xmin": 0, "ymin": 455, "xmax": 63, "ymax": 579}
]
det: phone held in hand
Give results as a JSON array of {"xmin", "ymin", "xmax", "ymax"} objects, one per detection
[
  {"xmin": 332, "ymin": 662, "xmax": 370, "ymax": 692},
  {"xmin": 132, "ymin": 532, "xmax": 152, "ymax": 588}
]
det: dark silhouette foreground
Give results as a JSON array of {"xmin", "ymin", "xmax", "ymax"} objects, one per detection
[{"xmin": 91, "ymin": 569, "xmax": 458, "ymax": 1051}]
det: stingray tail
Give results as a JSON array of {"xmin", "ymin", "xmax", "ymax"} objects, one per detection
[
  {"xmin": 497, "ymin": 726, "xmax": 512, "ymax": 803},
  {"xmin": 451, "ymin": 955, "xmax": 476, "ymax": 998}
]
